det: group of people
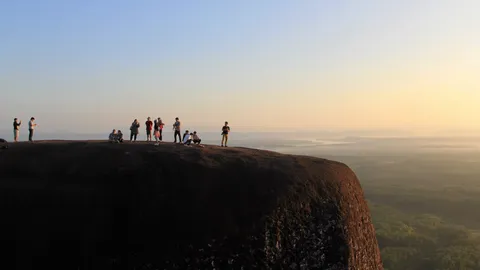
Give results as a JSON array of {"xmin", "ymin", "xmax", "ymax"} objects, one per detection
[
  {"xmin": 12, "ymin": 117, "xmax": 37, "ymax": 142},
  {"xmin": 109, "ymin": 116, "xmax": 231, "ymax": 147},
  {"xmin": 8, "ymin": 116, "xmax": 231, "ymax": 147},
  {"xmin": 108, "ymin": 129, "xmax": 124, "ymax": 143}
]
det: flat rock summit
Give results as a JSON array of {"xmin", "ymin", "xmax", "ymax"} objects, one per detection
[{"xmin": 0, "ymin": 141, "xmax": 383, "ymax": 270}]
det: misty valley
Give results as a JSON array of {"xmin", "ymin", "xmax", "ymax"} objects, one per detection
[{"xmin": 272, "ymin": 136, "xmax": 480, "ymax": 270}]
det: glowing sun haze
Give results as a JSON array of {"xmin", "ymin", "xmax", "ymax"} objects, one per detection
[{"xmin": 1, "ymin": 0, "xmax": 479, "ymax": 133}]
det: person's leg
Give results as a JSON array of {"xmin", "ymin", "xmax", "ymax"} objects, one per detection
[
  {"xmin": 221, "ymin": 134, "xmax": 225, "ymax": 146},
  {"xmin": 130, "ymin": 133, "xmax": 133, "ymax": 142},
  {"xmin": 134, "ymin": 133, "xmax": 137, "ymax": 141},
  {"xmin": 14, "ymin": 130, "xmax": 18, "ymax": 142},
  {"xmin": 28, "ymin": 129, "xmax": 33, "ymax": 142},
  {"xmin": 159, "ymin": 129, "xmax": 163, "ymax": 141},
  {"xmin": 224, "ymin": 134, "xmax": 228, "ymax": 146},
  {"xmin": 175, "ymin": 131, "xmax": 181, "ymax": 143}
]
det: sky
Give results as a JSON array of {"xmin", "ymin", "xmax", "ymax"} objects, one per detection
[{"xmin": 1, "ymin": 0, "xmax": 479, "ymax": 135}]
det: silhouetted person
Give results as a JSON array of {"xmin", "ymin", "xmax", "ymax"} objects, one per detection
[
  {"xmin": 173, "ymin": 117, "xmax": 181, "ymax": 143},
  {"xmin": 13, "ymin": 118, "xmax": 21, "ymax": 142},
  {"xmin": 28, "ymin": 117, "xmax": 37, "ymax": 142},
  {"xmin": 130, "ymin": 119, "xmax": 140, "ymax": 142},
  {"xmin": 145, "ymin": 117, "xmax": 153, "ymax": 141},
  {"xmin": 221, "ymin": 121, "xmax": 230, "ymax": 147}
]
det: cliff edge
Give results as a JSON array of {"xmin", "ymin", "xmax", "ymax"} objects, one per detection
[{"xmin": 0, "ymin": 141, "xmax": 383, "ymax": 269}]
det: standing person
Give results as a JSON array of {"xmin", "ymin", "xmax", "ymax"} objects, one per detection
[
  {"xmin": 157, "ymin": 117, "xmax": 164, "ymax": 141},
  {"xmin": 172, "ymin": 117, "xmax": 181, "ymax": 143},
  {"xmin": 130, "ymin": 119, "xmax": 140, "ymax": 142},
  {"xmin": 13, "ymin": 118, "xmax": 21, "ymax": 142},
  {"xmin": 154, "ymin": 117, "xmax": 164, "ymax": 143},
  {"xmin": 28, "ymin": 117, "xmax": 37, "ymax": 142},
  {"xmin": 221, "ymin": 121, "xmax": 230, "ymax": 147},
  {"xmin": 154, "ymin": 117, "xmax": 159, "ymax": 138},
  {"xmin": 145, "ymin": 117, "xmax": 153, "ymax": 141}
]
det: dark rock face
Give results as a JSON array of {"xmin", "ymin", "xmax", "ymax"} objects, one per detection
[{"xmin": 0, "ymin": 141, "xmax": 383, "ymax": 270}]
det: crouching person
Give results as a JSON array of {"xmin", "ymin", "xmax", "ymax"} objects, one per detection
[
  {"xmin": 192, "ymin": 131, "xmax": 202, "ymax": 145},
  {"xmin": 117, "ymin": 130, "xmax": 124, "ymax": 143},
  {"xmin": 183, "ymin": 132, "xmax": 193, "ymax": 146},
  {"xmin": 109, "ymin": 129, "xmax": 118, "ymax": 143}
]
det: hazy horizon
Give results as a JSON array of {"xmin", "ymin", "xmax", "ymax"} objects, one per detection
[{"xmin": 1, "ymin": 1, "xmax": 479, "ymax": 133}]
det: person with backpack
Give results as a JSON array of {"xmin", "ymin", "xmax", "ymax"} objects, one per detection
[
  {"xmin": 145, "ymin": 117, "xmax": 153, "ymax": 141},
  {"xmin": 130, "ymin": 119, "xmax": 140, "ymax": 142},
  {"xmin": 173, "ymin": 117, "xmax": 181, "ymax": 143},
  {"xmin": 13, "ymin": 118, "xmax": 21, "ymax": 142},
  {"xmin": 221, "ymin": 121, "xmax": 230, "ymax": 147}
]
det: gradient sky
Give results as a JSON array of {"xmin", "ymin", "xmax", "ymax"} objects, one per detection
[{"xmin": 1, "ymin": 0, "xmax": 479, "ymax": 134}]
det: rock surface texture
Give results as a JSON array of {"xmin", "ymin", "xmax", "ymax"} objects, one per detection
[{"xmin": 0, "ymin": 141, "xmax": 383, "ymax": 270}]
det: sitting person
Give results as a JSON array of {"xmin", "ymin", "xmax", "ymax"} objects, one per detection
[
  {"xmin": 183, "ymin": 132, "xmax": 192, "ymax": 145},
  {"xmin": 117, "ymin": 130, "xmax": 124, "ymax": 143},
  {"xmin": 182, "ymin": 130, "xmax": 190, "ymax": 141},
  {"xmin": 109, "ymin": 129, "xmax": 118, "ymax": 143},
  {"xmin": 192, "ymin": 131, "xmax": 201, "ymax": 145}
]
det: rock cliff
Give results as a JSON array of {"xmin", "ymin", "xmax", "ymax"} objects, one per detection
[{"xmin": 0, "ymin": 141, "xmax": 383, "ymax": 269}]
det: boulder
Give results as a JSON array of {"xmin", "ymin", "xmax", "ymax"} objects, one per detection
[{"xmin": 0, "ymin": 141, "xmax": 383, "ymax": 269}]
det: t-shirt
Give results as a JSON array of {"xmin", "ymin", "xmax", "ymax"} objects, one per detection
[
  {"xmin": 222, "ymin": 125, "xmax": 230, "ymax": 134},
  {"xmin": 28, "ymin": 120, "xmax": 35, "ymax": 130},
  {"xmin": 145, "ymin": 121, "xmax": 153, "ymax": 130},
  {"xmin": 174, "ymin": 121, "xmax": 181, "ymax": 131},
  {"xmin": 154, "ymin": 120, "xmax": 158, "ymax": 131},
  {"xmin": 183, "ymin": 133, "xmax": 191, "ymax": 143},
  {"xmin": 13, "ymin": 121, "xmax": 20, "ymax": 130}
]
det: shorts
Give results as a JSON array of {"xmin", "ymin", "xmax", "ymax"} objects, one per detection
[{"xmin": 146, "ymin": 130, "xmax": 152, "ymax": 135}]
